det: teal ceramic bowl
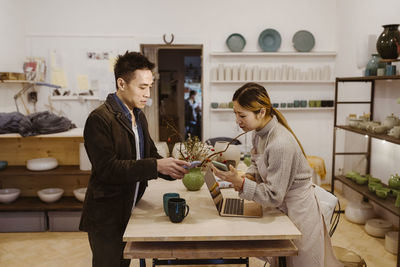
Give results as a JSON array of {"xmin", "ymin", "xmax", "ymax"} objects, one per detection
[{"xmin": 0, "ymin": 161, "xmax": 7, "ymax": 171}]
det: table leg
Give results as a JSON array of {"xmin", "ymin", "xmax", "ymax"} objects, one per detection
[
  {"xmin": 139, "ymin": 258, "xmax": 146, "ymax": 267},
  {"xmin": 278, "ymin": 256, "xmax": 287, "ymax": 267}
]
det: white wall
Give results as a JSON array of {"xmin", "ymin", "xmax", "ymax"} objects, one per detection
[{"xmin": 0, "ymin": 0, "xmax": 25, "ymax": 72}]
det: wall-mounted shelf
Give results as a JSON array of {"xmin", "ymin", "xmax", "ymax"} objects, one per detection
[
  {"xmin": 50, "ymin": 96, "xmax": 100, "ymax": 101},
  {"xmin": 0, "ymin": 127, "xmax": 83, "ymax": 138},
  {"xmin": 211, "ymin": 107, "xmax": 334, "ymax": 112},
  {"xmin": 0, "ymin": 197, "xmax": 83, "ymax": 212},
  {"xmin": 210, "ymin": 52, "xmax": 337, "ymax": 57},
  {"xmin": 210, "ymin": 80, "xmax": 334, "ymax": 84}
]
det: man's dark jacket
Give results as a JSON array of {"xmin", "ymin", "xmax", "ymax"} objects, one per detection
[{"xmin": 79, "ymin": 94, "xmax": 172, "ymax": 234}]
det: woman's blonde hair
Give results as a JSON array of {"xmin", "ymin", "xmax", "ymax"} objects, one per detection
[{"xmin": 232, "ymin": 82, "xmax": 306, "ymax": 156}]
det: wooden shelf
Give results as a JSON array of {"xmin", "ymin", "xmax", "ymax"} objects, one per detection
[
  {"xmin": 335, "ymin": 175, "xmax": 400, "ymax": 216},
  {"xmin": 1, "ymin": 165, "xmax": 90, "ymax": 176},
  {"xmin": 0, "ymin": 128, "xmax": 83, "ymax": 138},
  {"xmin": 210, "ymin": 52, "xmax": 337, "ymax": 57},
  {"xmin": 336, "ymin": 76, "xmax": 400, "ymax": 82},
  {"xmin": 336, "ymin": 125, "xmax": 400, "ymax": 145},
  {"xmin": 0, "ymin": 196, "xmax": 83, "ymax": 212},
  {"xmin": 211, "ymin": 80, "xmax": 334, "ymax": 84},
  {"xmin": 211, "ymin": 107, "xmax": 334, "ymax": 112}
]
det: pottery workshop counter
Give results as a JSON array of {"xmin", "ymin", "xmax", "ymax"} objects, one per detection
[{"xmin": 123, "ymin": 178, "xmax": 301, "ymax": 267}]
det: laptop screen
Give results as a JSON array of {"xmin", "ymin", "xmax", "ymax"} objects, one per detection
[{"xmin": 204, "ymin": 168, "xmax": 224, "ymax": 212}]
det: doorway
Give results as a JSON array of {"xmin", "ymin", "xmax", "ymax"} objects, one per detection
[{"xmin": 141, "ymin": 45, "xmax": 203, "ymax": 150}]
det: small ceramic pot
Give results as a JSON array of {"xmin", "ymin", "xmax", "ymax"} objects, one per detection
[
  {"xmin": 376, "ymin": 188, "xmax": 390, "ymax": 199},
  {"xmin": 389, "ymin": 174, "xmax": 400, "ymax": 189},
  {"xmin": 388, "ymin": 126, "xmax": 400, "ymax": 138},
  {"xmin": 368, "ymin": 182, "xmax": 382, "ymax": 193},
  {"xmin": 382, "ymin": 114, "xmax": 400, "ymax": 129},
  {"xmin": 280, "ymin": 103, "xmax": 286, "ymax": 108},
  {"xmin": 371, "ymin": 125, "xmax": 388, "ymax": 134},
  {"xmin": 355, "ymin": 176, "xmax": 368, "ymax": 185},
  {"xmin": 211, "ymin": 102, "xmax": 219, "ymax": 109}
]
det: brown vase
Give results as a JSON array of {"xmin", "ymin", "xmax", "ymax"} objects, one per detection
[{"xmin": 376, "ymin": 24, "xmax": 400, "ymax": 60}]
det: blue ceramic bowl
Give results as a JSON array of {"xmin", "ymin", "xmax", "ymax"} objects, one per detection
[{"xmin": 0, "ymin": 161, "xmax": 8, "ymax": 170}]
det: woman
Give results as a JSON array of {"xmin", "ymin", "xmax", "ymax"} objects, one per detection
[{"xmin": 212, "ymin": 82, "xmax": 342, "ymax": 267}]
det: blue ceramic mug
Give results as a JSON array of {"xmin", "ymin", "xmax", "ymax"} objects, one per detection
[{"xmin": 163, "ymin": 193, "xmax": 180, "ymax": 216}]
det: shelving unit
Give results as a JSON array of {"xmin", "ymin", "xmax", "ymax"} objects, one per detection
[
  {"xmin": 331, "ymin": 76, "xmax": 400, "ymax": 266},
  {"xmin": 208, "ymin": 51, "xmax": 337, "ymax": 160},
  {"xmin": 0, "ymin": 128, "xmax": 89, "ymax": 231}
]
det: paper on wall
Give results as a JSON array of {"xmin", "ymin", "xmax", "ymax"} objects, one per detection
[{"xmin": 77, "ymin": 75, "xmax": 89, "ymax": 90}]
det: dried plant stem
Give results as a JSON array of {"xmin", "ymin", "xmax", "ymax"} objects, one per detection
[{"xmin": 200, "ymin": 131, "xmax": 247, "ymax": 167}]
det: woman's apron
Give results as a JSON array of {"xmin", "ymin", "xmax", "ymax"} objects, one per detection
[{"xmin": 256, "ymin": 156, "xmax": 342, "ymax": 267}]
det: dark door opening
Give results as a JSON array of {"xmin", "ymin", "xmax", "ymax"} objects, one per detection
[{"xmin": 158, "ymin": 49, "xmax": 202, "ymax": 148}]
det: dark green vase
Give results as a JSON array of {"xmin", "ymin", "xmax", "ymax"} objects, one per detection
[
  {"xmin": 376, "ymin": 24, "xmax": 400, "ymax": 60},
  {"xmin": 182, "ymin": 167, "xmax": 204, "ymax": 191}
]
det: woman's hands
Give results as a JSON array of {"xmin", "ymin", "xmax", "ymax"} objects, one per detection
[
  {"xmin": 211, "ymin": 164, "xmax": 244, "ymax": 191},
  {"xmin": 157, "ymin": 158, "xmax": 190, "ymax": 179}
]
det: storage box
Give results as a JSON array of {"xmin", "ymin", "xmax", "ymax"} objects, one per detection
[
  {"xmin": 48, "ymin": 211, "xmax": 82, "ymax": 231},
  {"xmin": 0, "ymin": 212, "xmax": 47, "ymax": 232}
]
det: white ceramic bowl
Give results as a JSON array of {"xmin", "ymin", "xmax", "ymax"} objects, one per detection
[
  {"xmin": 27, "ymin": 157, "xmax": 58, "ymax": 171},
  {"xmin": 0, "ymin": 188, "xmax": 21, "ymax": 204},
  {"xmin": 73, "ymin": 187, "xmax": 87, "ymax": 202},
  {"xmin": 345, "ymin": 201, "xmax": 375, "ymax": 224},
  {"xmin": 365, "ymin": 218, "xmax": 392, "ymax": 238},
  {"xmin": 37, "ymin": 188, "xmax": 64, "ymax": 203}
]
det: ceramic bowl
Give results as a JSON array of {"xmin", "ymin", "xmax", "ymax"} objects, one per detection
[
  {"xmin": 345, "ymin": 201, "xmax": 375, "ymax": 224},
  {"xmin": 375, "ymin": 188, "xmax": 390, "ymax": 199},
  {"xmin": 368, "ymin": 182, "xmax": 382, "ymax": 193},
  {"xmin": 37, "ymin": 188, "xmax": 64, "ymax": 203},
  {"xmin": 355, "ymin": 176, "xmax": 368, "ymax": 185},
  {"xmin": 0, "ymin": 188, "xmax": 21, "ymax": 204},
  {"xmin": 0, "ymin": 160, "xmax": 7, "ymax": 171},
  {"xmin": 27, "ymin": 157, "xmax": 58, "ymax": 171},
  {"xmin": 73, "ymin": 187, "xmax": 87, "ymax": 202},
  {"xmin": 365, "ymin": 218, "xmax": 392, "ymax": 238}
]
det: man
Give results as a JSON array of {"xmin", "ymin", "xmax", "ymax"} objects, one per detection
[
  {"xmin": 184, "ymin": 90, "xmax": 198, "ymax": 137},
  {"xmin": 79, "ymin": 51, "xmax": 189, "ymax": 267}
]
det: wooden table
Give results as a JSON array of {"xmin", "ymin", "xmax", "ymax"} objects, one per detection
[{"xmin": 123, "ymin": 179, "xmax": 301, "ymax": 266}]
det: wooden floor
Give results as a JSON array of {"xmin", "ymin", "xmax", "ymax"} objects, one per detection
[{"xmin": 0, "ymin": 188, "xmax": 397, "ymax": 267}]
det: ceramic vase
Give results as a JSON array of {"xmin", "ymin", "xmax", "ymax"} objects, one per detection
[
  {"xmin": 376, "ymin": 24, "xmax": 400, "ymax": 60},
  {"xmin": 182, "ymin": 167, "xmax": 204, "ymax": 191},
  {"xmin": 214, "ymin": 141, "xmax": 241, "ymax": 167},
  {"xmin": 365, "ymin": 54, "xmax": 385, "ymax": 76}
]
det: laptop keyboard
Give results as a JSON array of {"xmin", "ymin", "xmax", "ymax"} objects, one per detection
[{"xmin": 223, "ymin": 198, "xmax": 244, "ymax": 215}]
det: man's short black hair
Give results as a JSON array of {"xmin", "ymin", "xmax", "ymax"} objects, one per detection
[
  {"xmin": 114, "ymin": 51, "xmax": 155, "ymax": 89},
  {"xmin": 189, "ymin": 90, "xmax": 197, "ymax": 97}
]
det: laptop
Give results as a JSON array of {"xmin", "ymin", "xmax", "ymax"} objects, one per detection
[{"xmin": 204, "ymin": 168, "xmax": 263, "ymax": 218}]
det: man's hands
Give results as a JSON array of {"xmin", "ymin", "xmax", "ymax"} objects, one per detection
[{"xmin": 157, "ymin": 158, "xmax": 190, "ymax": 179}]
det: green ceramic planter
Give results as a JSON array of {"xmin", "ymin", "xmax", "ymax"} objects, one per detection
[
  {"xmin": 182, "ymin": 167, "xmax": 204, "ymax": 191},
  {"xmin": 389, "ymin": 174, "xmax": 400, "ymax": 190},
  {"xmin": 376, "ymin": 188, "xmax": 390, "ymax": 199},
  {"xmin": 355, "ymin": 176, "xmax": 368, "ymax": 185},
  {"xmin": 368, "ymin": 182, "xmax": 382, "ymax": 193}
]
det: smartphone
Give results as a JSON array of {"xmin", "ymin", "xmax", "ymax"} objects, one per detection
[
  {"xmin": 184, "ymin": 160, "xmax": 202, "ymax": 169},
  {"xmin": 211, "ymin": 160, "xmax": 229, "ymax": 171}
]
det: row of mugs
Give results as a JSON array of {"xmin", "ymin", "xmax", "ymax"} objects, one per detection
[
  {"xmin": 211, "ymin": 64, "xmax": 332, "ymax": 81},
  {"xmin": 211, "ymin": 100, "xmax": 334, "ymax": 109},
  {"xmin": 348, "ymin": 120, "xmax": 400, "ymax": 138}
]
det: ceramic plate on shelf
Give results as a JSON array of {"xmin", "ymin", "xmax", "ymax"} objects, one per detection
[
  {"xmin": 292, "ymin": 30, "xmax": 315, "ymax": 52},
  {"xmin": 258, "ymin": 28, "xmax": 281, "ymax": 52},
  {"xmin": 226, "ymin": 33, "xmax": 246, "ymax": 52}
]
